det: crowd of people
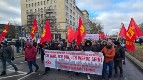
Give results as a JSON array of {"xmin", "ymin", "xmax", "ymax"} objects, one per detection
[{"xmin": 0, "ymin": 38, "xmax": 126, "ymax": 80}]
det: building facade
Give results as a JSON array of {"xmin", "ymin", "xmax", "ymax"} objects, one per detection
[{"xmin": 21, "ymin": 0, "xmax": 90, "ymax": 39}]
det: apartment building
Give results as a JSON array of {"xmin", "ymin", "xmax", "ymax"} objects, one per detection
[{"xmin": 21, "ymin": 0, "xmax": 88, "ymax": 39}]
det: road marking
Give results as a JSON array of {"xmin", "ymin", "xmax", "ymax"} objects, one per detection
[
  {"xmin": 0, "ymin": 68, "xmax": 27, "ymax": 80},
  {"xmin": 20, "ymin": 62, "xmax": 24, "ymax": 63},
  {"xmin": 17, "ymin": 72, "xmax": 35, "ymax": 80}
]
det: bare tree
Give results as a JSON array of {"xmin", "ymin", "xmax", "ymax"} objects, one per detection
[{"xmin": 90, "ymin": 20, "xmax": 103, "ymax": 34}]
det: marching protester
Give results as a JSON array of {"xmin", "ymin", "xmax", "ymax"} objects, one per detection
[
  {"xmin": 101, "ymin": 41, "xmax": 115, "ymax": 80},
  {"xmin": 0, "ymin": 41, "xmax": 18, "ymax": 76},
  {"xmin": 114, "ymin": 41, "xmax": 125, "ymax": 78},
  {"xmin": 25, "ymin": 42, "xmax": 39, "ymax": 74},
  {"xmin": 82, "ymin": 40, "xmax": 92, "ymax": 80},
  {"xmin": 15, "ymin": 39, "xmax": 21, "ymax": 53},
  {"xmin": 32, "ymin": 39, "xmax": 37, "ymax": 48}
]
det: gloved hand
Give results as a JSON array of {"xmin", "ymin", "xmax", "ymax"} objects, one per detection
[{"xmin": 11, "ymin": 57, "xmax": 15, "ymax": 61}]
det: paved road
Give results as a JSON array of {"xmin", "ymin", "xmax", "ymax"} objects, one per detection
[{"xmin": 0, "ymin": 55, "xmax": 143, "ymax": 80}]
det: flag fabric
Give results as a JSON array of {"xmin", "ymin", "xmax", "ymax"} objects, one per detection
[
  {"xmin": 0, "ymin": 23, "xmax": 9, "ymax": 42},
  {"xmin": 126, "ymin": 40, "xmax": 135, "ymax": 52},
  {"xmin": 119, "ymin": 24, "xmax": 126, "ymax": 38},
  {"xmin": 125, "ymin": 18, "xmax": 142, "ymax": 52},
  {"xmin": 30, "ymin": 18, "xmax": 38, "ymax": 39},
  {"xmin": 1, "ymin": 23, "xmax": 9, "ymax": 37},
  {"xmin": 40, "ymin": 20, "xmax": 52, "ymax": 43},
  {"xmin": 99, "ymin": 32, "xmax": 106, "ymax": 40},
  {"xmin": 76, "ymin": 17, "xmax": 86, "ymax": 46},
  {"xmin": 66, "ymin": 26, "xmax": 78, "ymax": 43},
  {"xmin": 126, "ymin": 18, "xmax": 143, "ymax": 41}
]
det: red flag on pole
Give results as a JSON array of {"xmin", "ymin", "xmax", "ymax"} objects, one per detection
[
  {"xmin": 30, "ymin": 18, "xmax": 38, "ymax": 39},
  {"xmin": 76, "ymin": 17, "xmax": 86, "ymax": 46},
  {"xmin": 0, "ymin": 23, "xmax": 9, "ymax": 42},
  {"xmin": 40, "ymin": 20, "xmax": 52, "ymax": 43},
  {"xmin": 125, "ymin": 18, "xmax": 141, "ymax": 52},
  {"xmin": 99, "ymin": 32, "xmax": 106, "ymax": 40},
  {"xmin": 66, "ymin": 26, "xmax": 78, "ymax": 43},
  {"xmin": 119, "ymin": 24, "xmax": 126, "ymax": 38}
]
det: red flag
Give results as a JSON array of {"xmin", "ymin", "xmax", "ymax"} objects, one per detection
[
  {"xmin": 1, "ymin": 23, "xmax": 9, "ymax": 37},
  {"xmin": 76, "ymin": 17, "xmax": 86, "ymax": 45},
  {"xmin": 99, "ymin": 32, "xmax": 106, "ymax": 40},
  {"xmin": 30, "ymin": 18, "xmax": 38, "ymax": 39},
  {"xmin": 40, "ymin": 20, "xmax": 52, "ymax": 43},
  {"xmin": 125, "ymin": 18, "xmax": 140, "ymax": 52},
  {"xmin": 66, "ymin": 26, "xmax": 78, "ymax": 43},
  {"xmin": 125, "ymin": 18, "xmax": 143, "ymax": 41},
  {"xmin": 126, "ymin": 40, "xmax": 135, "ymax": 52},
  {"xmin": 0, "ymin": 23, "xmax": 9, "ymax": 42},
  {"xmin": 119, "ymin": 24, "xmax": 126, "ymax": 38}
]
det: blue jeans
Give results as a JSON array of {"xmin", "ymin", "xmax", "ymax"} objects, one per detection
[
  {"xmin": 1, "ymin": 58, "xmax": 18, "ymax": 72},
  {"xmin": 16, "ymin": 47, "xmax": 20, "ymax": 53},
  {"xmin": 102, "ymin": 61, "xmax": 113, "ymax": 79},
  {"xmin": 27, "ymin": 60, "xmax": 39, "ymax": 72}
]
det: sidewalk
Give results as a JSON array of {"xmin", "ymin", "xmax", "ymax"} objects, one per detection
[{"xmin": 126, "ymin": 52, "xmax": 143, "ymax": 72}]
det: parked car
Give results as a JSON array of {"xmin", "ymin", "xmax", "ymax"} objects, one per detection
[{"xmin": 135, "ymin": 37, "xmax": 143, "ymax": 43}]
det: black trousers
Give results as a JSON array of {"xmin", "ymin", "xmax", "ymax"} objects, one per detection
[{"xmin": 114, "ymin": 60, "xmax": 123, "ymax": 75}]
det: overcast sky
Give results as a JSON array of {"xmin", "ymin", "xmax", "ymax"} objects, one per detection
[{"xmin": 0, "ymin": 0, "xmax": 143, "ymax": 35}]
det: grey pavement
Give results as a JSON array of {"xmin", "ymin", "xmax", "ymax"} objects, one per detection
[{"xmin": 0, "ymin": 54, "xmax": 143, "ymax": 80}]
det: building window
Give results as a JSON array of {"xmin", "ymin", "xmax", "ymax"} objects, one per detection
[
  {"xmin": 35, "ymin": 9, "xmax": 36, "ymax": 12},
  {"xmin": 26, "ymin": 4, "xmax": 28, "ymax": 8},
  {"xmin": 44, "ymin": 7, "xmax": 46, "ymax": 11},
  {"xmin": 44, "ymin": 1, "xmax": 46, "ymax": 5},
  {"xmin": 30, "ymin": 9, "xmax": 32, "ymax": 12},
  {"xmin": 41, "ymin": 1, "xmax": 43, "ymax": 5},
  {"xmin": 66, "ymin": 19, "xmax": 69, "ymax": 24},
  {"xmin": 73, "ymin": 17, "xmax": 75, "ymax": 21},
  {"xmin": 73, "ymin": 12, "xmax": 75, "ymax": 15},
  {"xmin": 73, "ymin": 0, "xmax": 75, "ymax": 4},
  {"xmin": 32, "ymin": 3, "xmax": 33, "ymax": 7},
  {"xmin": 38, "ymin": 2, "xmax": 39, "ymax": 6},
  {"xmin": 73, "ymin": 22, "xmax": 75, "ymax": 26},
  {"xmin": 70, "ymin": 21, "xmax": 72, "ymax": 25},
  {"xmin": 73, "ymin": 6, "xmax": 75, "ymax": 10},
  {"xmin": 70, "ymin": 3, "xmax": 72, "ymax": 7},
  {"xmin": 65, "ymin": 6, "xmax": 68, "ymax": 11},
  {"xmin": 70, "ymin": 9, "xmax": 72, "ymax": 13},
  {"xmin": 41, "ymin": 14, "xmax": 43, "ymax": 18},
  {"xmin": 47, "ymin": 0, "xmax": 49, "ymax": 4},
  {"xmin": 29, "ymin": 4, "xmax": 30, "ymax": 7},
  {"xmin": 66, "ymin": 12, "xmax": 69, "ymax": 17},
  {"xmin": 35, "ymin": 3, "xmax": 36, "ymax": 6},
  {"xmin": 70, "ymin": 15, "xmax": 72, "ymax": 19},
  {"xmin": 41, "ymin": 8, "xmax": 43, "ymax": 12}
]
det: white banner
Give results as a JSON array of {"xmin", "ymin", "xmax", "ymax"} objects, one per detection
[
  {"xmin": 44, "ymin": 50, "xmax": 104, "ymax": 75},
  {"xmin": 84, "ymin": 34, "xmax": 99, "ymax": 40}
]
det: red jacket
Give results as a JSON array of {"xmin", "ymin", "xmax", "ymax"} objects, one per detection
[{"xmin": 25, "ymin": 42, "xmax": 37, "ymax": 61}]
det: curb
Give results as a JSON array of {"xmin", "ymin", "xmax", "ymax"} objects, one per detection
[{"xmin": 125, "ymin": 52, "xmax": 143, "ymax": 72}]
